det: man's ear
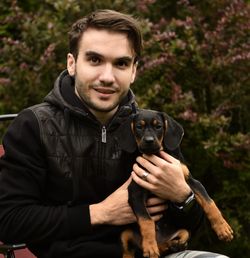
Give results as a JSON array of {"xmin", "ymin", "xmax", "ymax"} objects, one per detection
[
  {"xmin": 160, "ymin": 112, "xmax": 184, "ymax": 150},
  {"xmin": 67, "ymin": 53, "xmax": 76, "ymax": 76},
  {"xmin": 130, "ymin": 61, "xmax": 138, "ymax": 84}
]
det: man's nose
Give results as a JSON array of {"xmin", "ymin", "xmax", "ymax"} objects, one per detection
[{"xmin": 99, "ymin": 64, "xmax": 115, "ymax": 85}]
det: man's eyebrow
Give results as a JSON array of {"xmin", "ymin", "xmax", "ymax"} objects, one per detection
[
  {"xmin": 85, "ymin": 51, "xmax": 133, "ymax": 63},
  {"xmin": 116, "ymin": 56, "xmax": 133, "ymax": 63},
  {"xmin": 85, "ymin": 51, "xmax": 103, "ymax": 58}
]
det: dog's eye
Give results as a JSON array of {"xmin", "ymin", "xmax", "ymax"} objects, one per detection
[
  {"xmin": 135, "ymin": 124, "xmax": 143, "ymax": 130},
  {"xmin": 155, "ymin": 124, "xmax": 162, "ymax": 130}
]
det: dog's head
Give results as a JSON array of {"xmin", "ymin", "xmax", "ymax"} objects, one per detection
[
  {"xmin": 115, "ymin": 109, "xmax": 184, "ymax": 154},
  {"xmin": 131, "ymin": 110, "xmax": 165, "ymax": 154}
]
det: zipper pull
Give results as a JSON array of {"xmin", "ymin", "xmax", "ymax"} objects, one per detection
[{"xmin": 102, "ymin": 126, "xmax": 107, "ymax": 143}]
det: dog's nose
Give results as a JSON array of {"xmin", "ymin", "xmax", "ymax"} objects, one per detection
[{"xmin": 144, "ymin": 136, "xmax": 154, "ymax": 143}]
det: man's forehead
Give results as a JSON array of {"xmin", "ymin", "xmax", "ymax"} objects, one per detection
[{"xmin": 78, "ymin": 28, "xmax": 135, "ymax": 58}]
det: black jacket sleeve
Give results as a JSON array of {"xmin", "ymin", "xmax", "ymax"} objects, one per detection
[{"xmin": 0, "ymin": 109, "xmax": 92, "ymax": 244}]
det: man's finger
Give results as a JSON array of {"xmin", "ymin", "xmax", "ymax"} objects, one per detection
[
  {"xmin": 119, "ymin": 176, "xmax": 132, "ymax": 190},
  {"xmin": 146, "ymin": 197, "xmax": 167, "ymax": 207},
  {"xmin": 159, "ymin": 151, "xmax": 180, "ymax": 164}
]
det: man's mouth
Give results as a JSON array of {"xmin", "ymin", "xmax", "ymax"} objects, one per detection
[{"xmin": 93, "ymin": 87, "xmax": 116, "ymax": 95}]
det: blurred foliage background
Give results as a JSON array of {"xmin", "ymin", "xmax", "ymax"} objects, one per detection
[{"xmin": 0, "ymin": 0, "xmax": 249, "ymax": 257}]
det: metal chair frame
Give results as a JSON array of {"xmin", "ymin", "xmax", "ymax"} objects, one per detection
[{"xmin": 0, "ymin": 243, "xmax": 26, "ymax": 258}]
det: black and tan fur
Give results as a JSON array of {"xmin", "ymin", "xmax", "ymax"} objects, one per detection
[{"xmin": 120, "ymin": 109, "xmax": 233, "ymax": 258}]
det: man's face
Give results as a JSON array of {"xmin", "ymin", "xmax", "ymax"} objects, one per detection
[{"xmin": 67, "ymin": 28, "xmax": 137, "ymax": 123}]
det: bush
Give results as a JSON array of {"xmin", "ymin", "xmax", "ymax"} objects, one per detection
[
  {"xmin": 1, "ymin": 0, "xmax": 249, "ymax": 256},
  {"xmin": 133, "ymin": 1, "xmax": 250, "ymax": 256}
]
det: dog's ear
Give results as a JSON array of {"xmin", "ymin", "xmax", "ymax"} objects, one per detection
[
  {"xmin": 160, "ymin": 112, "xmax": 184, "ymax": 150},
  {"xmin": 114, "ymin": 115, "xmax": 137, "ymax": 153}
]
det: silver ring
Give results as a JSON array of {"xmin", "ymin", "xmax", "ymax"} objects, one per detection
[{"xmin": 142, "ymin": 171, "xmax": 149, "ymax": 181}]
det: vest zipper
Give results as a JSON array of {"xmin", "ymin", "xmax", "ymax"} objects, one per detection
[
  {"xmin": 101, "ymin": 126, "xmax": 107, "ymax": 143},
  {"xmin": 99, "ymin": 126, "xmax": 106, "ymax": 177}
]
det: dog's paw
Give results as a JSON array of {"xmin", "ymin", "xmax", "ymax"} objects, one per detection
[
  {"xmin": 142, "ymin": 239, "xmax": 160, "ymax": 258},
  {"xmin": 168, "ymin": 240, "xmax": 188, "ymax": 253},
  {"xmin": 158, "ymin": 229, "xmax": 189, "ymax": 256},
  {"xmin": 213, "ymin": 219, "xmax": 234, "ymax": 242},
  {"xmin": 158, "ymin": 239, "xmax": 187, "ymax": 256}
]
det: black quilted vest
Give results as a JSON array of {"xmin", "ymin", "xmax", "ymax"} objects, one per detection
[{"xmin": 28, "ymin": 71, "xmax": 138, "ymax": 206}]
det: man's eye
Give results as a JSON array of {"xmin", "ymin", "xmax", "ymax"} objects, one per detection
[
  {"xmin": 89, "ymin": 56, "xmax": 101, "ymax": 65},
  {"xmin": 116, "ymin": 60, "xmax": 129, "ymax": 68}
]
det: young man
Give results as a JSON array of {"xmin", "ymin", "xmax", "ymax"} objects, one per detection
[{"xmin": 0, "ymin": 10, "xmax": 229, "ymax": 258}]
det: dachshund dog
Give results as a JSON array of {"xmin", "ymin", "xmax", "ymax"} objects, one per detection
[{"xmin": 120, "ymin": 109, "xmax": 233, "ymax": 258}]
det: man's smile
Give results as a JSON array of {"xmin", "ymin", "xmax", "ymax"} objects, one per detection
[{"xmin": 93, "ymin": 87, "xmax": 117, "ymax": 96}]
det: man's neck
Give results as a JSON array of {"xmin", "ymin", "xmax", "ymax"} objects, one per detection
[{"xmin": 89, "ymin": 108, "xmax": 118, "ymax": 125}]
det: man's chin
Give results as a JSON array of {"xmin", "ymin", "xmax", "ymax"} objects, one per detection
[
  {"xmin": 88, "ymin": 102, "xmax": 119, "ymax": 117},
  {"xmin": 91, "ymin": 103, "xmax": 118, "ymax": 113}
]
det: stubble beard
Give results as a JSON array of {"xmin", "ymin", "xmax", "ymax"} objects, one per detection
[{"xmin": 74, "ymin": 78, "xmax": 128, "ymax": 114}]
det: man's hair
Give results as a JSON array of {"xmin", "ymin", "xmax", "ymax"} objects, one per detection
[{"xmin": 68, "ymin": 9, "xmax": 142, "ymax": 62}]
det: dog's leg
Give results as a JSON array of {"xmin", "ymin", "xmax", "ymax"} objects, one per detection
[
  {"xmin": 158, "ymin": 229, "xmax": 189, "ymax": 254},
  {"xmin": 138, "ymin": 217, "xmax": 159, "ymax": 258},
  {"xmin": 128, "ymin": 181, "xmax": 160, "ymax": 258},
  {"xmin": 121, "ymin": 229, "xmax": 136, "ymax": 258},
  {"xmin": 194, "ymin": 191, "xmax": 233, "ymax": 241},
  {"xmin": 183, "ymin": 167, "xmax": 234, "ymax": 242}
]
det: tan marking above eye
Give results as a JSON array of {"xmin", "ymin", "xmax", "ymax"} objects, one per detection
[
  {"xmin": 140, "ymin": 120, "xmax": 146, "ymax": 126},
  {"xmin": 152, "ymin": 119, "xmax": 163, "ymax": 127},
  {"xmin": 152, "ymin": 119, "xmax": 159, "ymax": 126}
]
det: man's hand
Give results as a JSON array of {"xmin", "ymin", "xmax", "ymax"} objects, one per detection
[
  {"xmin": 89, "ymin": 177, "xmax": 167, "ymax": 226},
  {"xmin": 131, "ymin": 151, "xmax": 191, "ymax": 203}
]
